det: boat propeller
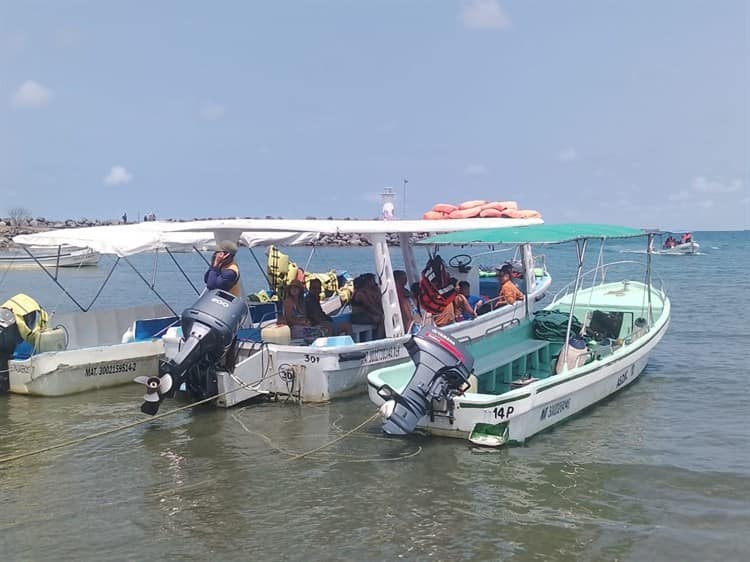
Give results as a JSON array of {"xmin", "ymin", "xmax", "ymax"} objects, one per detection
[{"xmin": 134, "ymin": 374, "xmax": 174, "ymax": 415}]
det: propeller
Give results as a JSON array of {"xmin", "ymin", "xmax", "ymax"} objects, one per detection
[{"xmin": 134, "ymin": 373, "xmax": 174, "ymax": 416}]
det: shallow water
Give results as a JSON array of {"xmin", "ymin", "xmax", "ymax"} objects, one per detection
[{"xmin": 1, "ymin": 231, "xmax": 748, "ymax": 561}]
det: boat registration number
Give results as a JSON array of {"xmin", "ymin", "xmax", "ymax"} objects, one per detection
[
  {"xmin": 84, "ymin": 361, "xmax": 138, "ymax": 377},
  {"xmin": 540, "ymin": 397, "xmax": 570, "ymax": 420},
  {"xmin": 363, "ymin": 346, "xmax": 401, "ymax": 365}
]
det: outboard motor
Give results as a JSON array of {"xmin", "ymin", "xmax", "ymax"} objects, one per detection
[
  {"xmin": 136, "ymin": 289, "xmax": 248, "ymax": 415},
  {"xmin": 378, "ymin": 328, "xmax": 474, "ymax": 436}
]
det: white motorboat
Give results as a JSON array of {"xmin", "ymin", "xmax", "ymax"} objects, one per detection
[
  {"xmin": 11, "ymin": 217, "xmax": 549, "ymax": 407},
  {"xmin": 367, "ymin": 224, "xmax": 670, "ymax": 447},
  {"xmin": 0, "ymin": 245, "xmax": 100, "ymax": 269},
  {"xmin": 656, "ymin": 232, "xmax": 699, "ymax": 255}
]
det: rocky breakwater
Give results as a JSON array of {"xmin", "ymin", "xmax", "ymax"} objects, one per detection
[
  {"xmin": 0, "ymin": 217, "xmax": 122, "ymax": 249},
  {"xmin": 0, "ymin": 217, "xmax": 428, "ymax": 249}
]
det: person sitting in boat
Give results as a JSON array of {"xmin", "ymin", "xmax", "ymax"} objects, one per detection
[
  {"xmin": 282, "ymin": 278, "xmax": 313, "ymax": 340},
  {"xmin": 351, "ymin": 274, "xmax": 385, "ymax": 338},
  {"xmin": 204, "ymin": 240, "xmax": 241, "ymax": 297},
  {"xmin": 394, "ymin": 270, "xmax": 423, "ymax": 334},
  {"xmin": 304, "ymin": 278, "xmax": 351, "ymax": 336},
  {"xmin": 496, "ymin": 270, "xmax": 525, "ymax": 307},
  {"xmin": 455, "ymin": 281, "xmax": 482, "ymax": 321},
  {"xmin": 682, "ymin": 232, "xmax": 692, "ymax": 243}
]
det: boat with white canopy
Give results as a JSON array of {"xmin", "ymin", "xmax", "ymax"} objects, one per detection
[
  {"xmin": 8, "ymin": 217, "xmax": 550, "ymax": 404},
  {"xmin": 368, "ymin": 224, "xmax": 670, "ymax": 447}
]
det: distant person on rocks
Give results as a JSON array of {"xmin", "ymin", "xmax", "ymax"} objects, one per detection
[{"xmin": 204, "ymin": 240, "xmax": 241, "ymax": 297}]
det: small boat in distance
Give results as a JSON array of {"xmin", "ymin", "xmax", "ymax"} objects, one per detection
[
  {"xmin": 0, "ymin": 245, "xmax": 100, "ymax": 269},
  {"xmin": 657, "ymin": 231, "xmax": 699, "ymax": 255}
]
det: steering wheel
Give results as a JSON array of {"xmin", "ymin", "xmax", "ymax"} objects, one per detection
[{"xmin": 448, "ymin": 254, "xmax": 473, "ymax": 270}]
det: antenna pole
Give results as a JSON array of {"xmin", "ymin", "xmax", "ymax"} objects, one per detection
[{"xmin": 402, "ymin": 178, "xmax": 408, "ymax": 219}]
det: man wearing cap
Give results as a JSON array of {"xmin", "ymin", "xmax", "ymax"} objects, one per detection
[{"xmin": 204, "ymin": 240, "xmax": 241, "ymax": 297}]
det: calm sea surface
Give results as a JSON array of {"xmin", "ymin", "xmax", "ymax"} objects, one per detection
[{"xmin": 1, "ymin": 231, "xmax": 748, "ymax": 561}]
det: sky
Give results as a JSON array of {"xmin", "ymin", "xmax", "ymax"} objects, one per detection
[{"xmin": 1, "ymin": 0, "xmax": 748, "ymax": 230}]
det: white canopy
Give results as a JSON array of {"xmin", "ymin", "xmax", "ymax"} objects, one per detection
[{"xmin": 12, "ymin": 217, "xmax": 543, "ymax": 257}]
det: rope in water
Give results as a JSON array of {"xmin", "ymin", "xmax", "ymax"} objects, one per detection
[
  {"xmin": 286, "ymin": 411, "xmax": 381, "ymax": 461},
  {"xmin": 0, "ymin": 392, "xmax": 223, "ymax": 464},
  {"xmin": 0, "ymin": 356, "xmax": 280, "ymax": 465}
]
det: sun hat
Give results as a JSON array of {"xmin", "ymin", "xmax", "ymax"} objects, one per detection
[{"xmin": 217, "ymin": 240, "xmax": 238, "ymax": 255}]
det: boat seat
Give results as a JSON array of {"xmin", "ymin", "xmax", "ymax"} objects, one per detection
[
  {"xmin": 351, "ymin": 323, "xmax": 377, "ymax": 343},
  {"xmin": 474, "ymin": 339, "xmax": 551, "ymax": 394}
]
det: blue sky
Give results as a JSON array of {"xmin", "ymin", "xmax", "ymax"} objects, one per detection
[{"xmin": 2, "ymin": 0, "xmax": 748, "ymax": 230}]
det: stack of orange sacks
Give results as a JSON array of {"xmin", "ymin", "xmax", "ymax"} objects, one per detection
[{"xmin": 422, "ymin": 200, "xmax": 542, "ymax": 220}]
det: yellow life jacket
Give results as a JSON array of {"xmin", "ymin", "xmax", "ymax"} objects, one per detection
[{"xmin": 1, "ymin": 294, "xmax": 49, "ymax": 343}]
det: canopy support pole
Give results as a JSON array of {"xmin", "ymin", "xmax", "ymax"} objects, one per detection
[
  {"xmin": 561, "ymin": 239, "xmax": 588, "ymax": 370},
  {"xmin": 370, "ymin": 233, "xmax": 404, "ymax": 338}
]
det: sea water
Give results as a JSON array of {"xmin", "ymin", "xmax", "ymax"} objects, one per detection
[{"xmin": 0, "ymin": 230, "xmax": 748, "ymax": 561}]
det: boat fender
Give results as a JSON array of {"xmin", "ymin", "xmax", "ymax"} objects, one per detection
[
  {"xmin": 1, "ymin": 294, "xmax": 49, "ymax": 343},
  {"xmin": 423, "ymin": 211, "xmax": 447, "ymax": 220}
]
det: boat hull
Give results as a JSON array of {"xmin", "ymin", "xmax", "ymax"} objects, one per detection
[
  {"xmin": 0, "ymin": 247, "xmax": 100, "ymax": 268},
  {"xmin": 659, "ymin": 242, "xmax": 699, "ymax": 255},
  {"xmin": 8, "ymin": 340, "xmax": 164, "ymax": 396}
]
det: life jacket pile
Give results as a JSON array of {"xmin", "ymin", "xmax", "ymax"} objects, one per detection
[{"xmin": 418, "ymin": 254, "xmax": 457, "ymax": 314}]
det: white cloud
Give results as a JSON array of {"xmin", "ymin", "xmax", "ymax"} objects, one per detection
[
  {"xmin": 557, "ymin": 146, "xmax": 578, "ymax": 163},
  {"xmin": 104, "ymin": 165, "xmax": 133, "ymax": 185},
  {"xmin": 697, "ymin": 199, "xmax": 715, "ymax": 209},
  {"xmin": 11, "ymin": 80, "xmax": 53, "ymax": 108},
  {"xmin": 461, "ymin": 0, "xmax": 510, "ymax": 30},
  {"xmin": 741, "ymin": 197, "xmax": 750, "ymax": 206},
  {"xmin": 464, "ymin": 163, "xmax": 489, "ymax": 176},
  {"xmin": 692, "ymin": 176, "xmax": 743, "ymax": 194},
  {"xmin": 668, "ymin": 190, "xmax": 692, "ymax": 202},
  {"xmin": 200, "ymin": 102, "xmax": 226, "ymax": 121}
]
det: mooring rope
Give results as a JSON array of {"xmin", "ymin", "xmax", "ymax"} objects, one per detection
[
  {"xmin": 286, "ymin": 411, "xmax": 381, "ymax": 461},
  {"xmin": 0, "ymin": 351, "xmax": 279, "ymax": 465}
]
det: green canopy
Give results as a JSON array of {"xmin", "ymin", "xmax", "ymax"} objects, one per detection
[{"xmin": 419, "ymin": 223, "xmax": 646, "ymax": 246}]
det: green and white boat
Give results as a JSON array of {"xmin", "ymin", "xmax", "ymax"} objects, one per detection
[{"xmin": 368, "ymin": 224, "xmax": 670, "ymax": 447}]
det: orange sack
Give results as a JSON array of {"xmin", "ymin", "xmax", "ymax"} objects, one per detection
[
  {"xmin": 431, "ymin": 203, "xmax": 458, "ymax": 214},
  {"xmin": 502, "ymin": 209, "xmax": 541, "ymax": 219},
  {"xmin": 479, "ymin": 202, "xmax": 508, "ymax": 211},
  {"xmin": 449, "ymin": 206, "xmax": 482, "ymax": 219},
  {"xmin": 479, "ymin": 208, "xmax": 504, "ymax": 218},
  {"xmin": 423, "ymin": 211, "xmax": 448, "ymax": 220},
  {"xmin": 458, "ymin": 199, "xmax": 487, "ymax": 210}
]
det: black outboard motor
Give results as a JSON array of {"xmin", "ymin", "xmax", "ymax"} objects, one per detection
[
  {"xmin": 136, "ymin": 289, "xmax": 248, "ymax": 415},
  {"xmin": 0, "ymin": 309, "xmax": 22, "ymax": 393},
  {"xmin": 378, "ymin": 328, "xmax": 474, "ymax": 436}
]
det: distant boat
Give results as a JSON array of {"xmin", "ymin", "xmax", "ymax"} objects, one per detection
[
  {"xmin": 0, "ymin": 246, "xmax": 100, "ymax": 269},
  {"xmin": 656, "ymin": 232, "xmax": 699, "ymax": 255}
]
